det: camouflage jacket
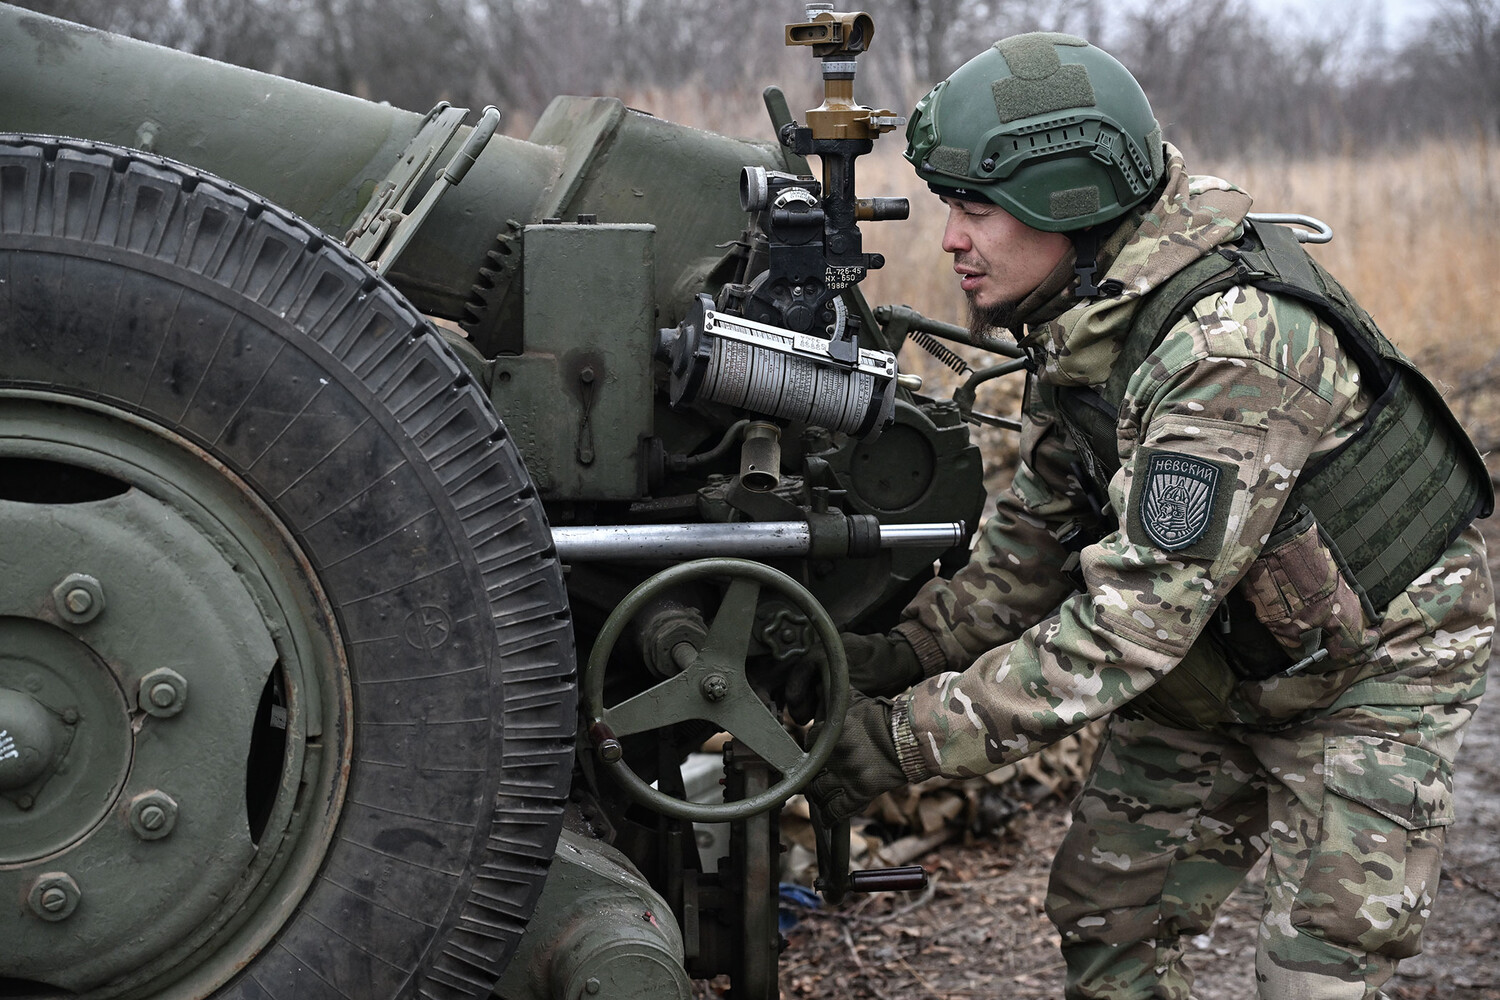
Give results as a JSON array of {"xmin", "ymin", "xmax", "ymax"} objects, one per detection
[{"xmin": 889, "ymin": 146, "xmax": 1494, "ymax": 781}]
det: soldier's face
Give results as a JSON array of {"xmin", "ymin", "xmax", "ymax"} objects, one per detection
[{"xmin": 939, "ymin": 195, "xmax": 1071, "ymax": 322}]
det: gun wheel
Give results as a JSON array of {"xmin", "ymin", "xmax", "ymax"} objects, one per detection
[{"xmin": 0, "ymin": 135, "xmax": 574, "ymax": 1000}]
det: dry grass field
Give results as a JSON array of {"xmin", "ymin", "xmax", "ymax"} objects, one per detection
[{"xmin": 861, "ymin": 136, "xmax": 1500, "ymax": 424}]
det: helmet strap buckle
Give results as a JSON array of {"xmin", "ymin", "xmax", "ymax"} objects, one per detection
[{"xmin": 1071, "ymin": 228, "xmax": 1102, "ymax": 298}]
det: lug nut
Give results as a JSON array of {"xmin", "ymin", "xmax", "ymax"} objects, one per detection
[
  {"xmin": 137, "ymin": 668, "xmax": 188, "ymax": 718},
  {"xmin": 28, "ymin": 873, "xmax": 80, "ymax": 922},
  {"xmin": 52, "ymin": 573, "xmax": 104, "ymax": 625},
  {"xmin": 128, "ymin": 790, "xmax": 179, "ymax": 840}
]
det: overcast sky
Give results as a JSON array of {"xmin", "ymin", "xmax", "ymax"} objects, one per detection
[{"xmin": 1249, "ymin": 0, "xmax": 1432, "ymax": 43}]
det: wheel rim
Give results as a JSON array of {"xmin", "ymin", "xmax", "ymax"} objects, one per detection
[{"xmin": 0, "ymin": 391, "xmax": 350, "ymax": 998}]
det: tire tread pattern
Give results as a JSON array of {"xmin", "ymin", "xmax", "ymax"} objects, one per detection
[{"xmin": 0, "ymin": 134, "xmax": 575, "ymax": 1000}]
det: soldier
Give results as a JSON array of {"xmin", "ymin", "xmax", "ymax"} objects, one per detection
[{"xmin": 805, "ymin": 32, "xmax": 1495, "ymax": 999}]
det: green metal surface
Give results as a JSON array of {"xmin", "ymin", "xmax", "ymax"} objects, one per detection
[
  {"xmin": 0, "ymin": 5, "xmax": 428, "ymax": 232},
  {"xmin": 496, "ymin": 828, "xmax": 691, "ymax": 1000},
  {"xmin": 527, "ymin": 99, "xmax": 790, "ymax": 330},
  {"xmin": 802, "ymin": 398, "xmax": 986, "ymax": 629},
  {"xmin": 491, "ymin": 222, "xmax": 657, "ymax": 499},
  {"xmin": 584, "ymin": 558, "xmax": 848, "ymax": 822},
  {"xmin": 0, "ymin": 392, "xmax": 348, "ymax": 997},
  {"xmin": 0, "ymin": 5, "xmax": 788, "ymax": 333}
]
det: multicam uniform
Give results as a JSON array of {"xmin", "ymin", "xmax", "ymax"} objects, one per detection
[{"xmin": 887, "ymin": 148, "xmax": 1494, "ymax": 999}]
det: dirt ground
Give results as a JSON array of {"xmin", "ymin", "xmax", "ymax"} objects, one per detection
[
  {"xmin": 775, "ymin": 711, "xmax": 1500, "ymax": 1000},
  {"xmin": 770, "ymin": 524, "xmax": 1500, "ymax": 1000}
]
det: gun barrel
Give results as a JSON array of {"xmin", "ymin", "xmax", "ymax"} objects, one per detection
[{"xmin": 0, "ymin": 4, "xmax": 789, "ymax": 326}]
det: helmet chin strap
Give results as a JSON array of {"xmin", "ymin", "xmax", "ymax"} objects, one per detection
[{"xmin": 1071, "ymin": 228, "xmax": 1103, "ymax": 298}]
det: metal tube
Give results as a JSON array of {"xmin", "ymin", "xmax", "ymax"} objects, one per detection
[
  {"xmin": 739, "ymin": 422, "xmax": 781, "ymax": 493},
  {"xmin": 1245, "ymin": 212, "xmax": 1334, "ymax": 244},
  {"xmin": 877, "ymin": 522, "xmax": 969, "ymax": 548},
  {"xmin": 551, "ymin": 521, "xmax": 966, "ymax": 561},
  {"xmin": 554, "ymin": 523, "xmax": 812, "ymax": 561}
]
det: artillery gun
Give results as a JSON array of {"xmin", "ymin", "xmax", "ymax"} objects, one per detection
[{"xmin": 0, "ymin": 4, "xmax": 1014, "ymax": 998}]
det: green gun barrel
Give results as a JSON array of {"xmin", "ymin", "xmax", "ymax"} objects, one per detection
[{"xmin": 0, "ymin": 3, "xmax": 788, "ymax": 328}]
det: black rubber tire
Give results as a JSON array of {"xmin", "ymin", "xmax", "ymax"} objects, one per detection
[{"xmin": 0, "ymin": 135, "xmax": 575, "ymax": 999}]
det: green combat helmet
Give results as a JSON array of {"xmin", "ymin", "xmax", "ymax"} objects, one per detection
[{"xmin": 906, "ymin": 32, "xmax": 1165, "ymax": 233}]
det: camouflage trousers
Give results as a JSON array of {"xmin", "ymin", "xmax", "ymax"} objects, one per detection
[{"xmin": 1044, "ymin": 699, "xmax": 1480, "ymax": 999}]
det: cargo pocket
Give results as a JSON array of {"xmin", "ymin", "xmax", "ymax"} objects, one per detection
[
  {"xmin": 1292, "ymin": 735, "xmax": 1454, "ymax": 959},
  {"xmin": 1238, "ymin": 506, "xmax": 1378, "ymax": 673}
]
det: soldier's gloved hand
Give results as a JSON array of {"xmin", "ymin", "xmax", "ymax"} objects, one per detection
[
  {"xmin": 804, "ymin": 690, "xmax": 908, "ymax": 825},
  {"xmin": 784, "ymin": 631, "xmax": 922, "ymax": 725}
]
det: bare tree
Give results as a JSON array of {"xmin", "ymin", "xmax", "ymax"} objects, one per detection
[
  {"xmin": 1427, "ymin": 0, "xmax": 1500, "ymax": 137},
  {"xmin": 8, "ymin": 0, "xmax": 1494, "ymax": 155}
]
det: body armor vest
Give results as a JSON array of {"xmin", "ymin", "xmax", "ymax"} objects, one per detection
[{"xmin": 1041, "ymin": 220, "xmax": 1492, "ymax": 679}]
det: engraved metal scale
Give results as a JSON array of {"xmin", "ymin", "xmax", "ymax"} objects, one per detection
[{"xmin": 668, "ymin": 294, "xmax": 900, "ymax": 439}]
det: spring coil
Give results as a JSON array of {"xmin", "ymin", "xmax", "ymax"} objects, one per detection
[{"xmin": 907, "ymin": 329, "xmax": 971, "ymax": 375}]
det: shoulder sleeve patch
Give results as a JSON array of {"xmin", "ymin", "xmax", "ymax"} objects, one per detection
[{"xmin": 1128, "ymin": 449, "xmax": 1234, "ymax": 553}]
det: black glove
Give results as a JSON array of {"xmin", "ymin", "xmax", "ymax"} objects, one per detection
[
  {"xmin": 785, "ymin": 631, "xmax": 923, "ymax": 724},
  {"xmin": 805, "ymin": 690, "xmax": 909, "ymax": 825}
]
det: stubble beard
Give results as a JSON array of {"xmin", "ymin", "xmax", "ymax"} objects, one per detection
[{"xmin": 966, "ymin": 292, "xmax": 1018, "ymax": 341}]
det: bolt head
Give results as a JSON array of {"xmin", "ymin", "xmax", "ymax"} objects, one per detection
[
  {"xmin": 52, "ymin": 573, "xmax": 104, "ymax": 624},
  {"xmin": 700, "ymin": 673, "xmax": 729, "ymax": 702},
  {"xmin": 137, "ymin": 668, "xmax": 188, "ymax": 718},
  {"xmin": 128, "ymin": 790, "xmax": 179, "ymax": 840},
  {"xmin": 28, "ymin": 873, "xmax": 80, "ymax": 921}
]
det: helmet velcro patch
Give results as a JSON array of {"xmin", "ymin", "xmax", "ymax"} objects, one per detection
[
  {"xmin": 993, "ymin": 33, "xmax": 1089, "ymax": 78},
  {"xmin": 927, "ymin": 145, "xmax": 973, "ymax": 176},
  {"xmin": 1050, "ymin": 186, "xmax": 1100, "ymax": 220},
  {"xmin": 992, "ymin": 69, "xmax": 1096, "ymax": 125},
  {"xmin": 993, "ymin": 34, "xmax": 1096, "ymax": 124}
]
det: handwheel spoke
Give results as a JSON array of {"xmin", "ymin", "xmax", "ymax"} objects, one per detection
[
  {"xmin": 715, "ymin": 700, "xmax": 804, "ymax": 775},
  {"xmin": 584, "ymin": 557, "xmax": 845, "ymax": 823},
  {"xmin": 700, "ymin": 576, "xmax": 761, "ymax": 672},
  {"xmin": 603, "ymin": 671, "xmax": 703, "ymax": 738}
]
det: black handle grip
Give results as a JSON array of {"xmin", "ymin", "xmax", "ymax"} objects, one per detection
[{"xmin": 848, "ymin": 865, "xmax": 928, "ymax": 893}]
